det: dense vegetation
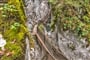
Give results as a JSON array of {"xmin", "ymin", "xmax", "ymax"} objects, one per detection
[
  {"xmin": 0, "ymin": 0, "xmax": 29, "ymax": 60},
  {"xmin": 49, "ymin": 0, "xmax": 90, "ymax": 43}
]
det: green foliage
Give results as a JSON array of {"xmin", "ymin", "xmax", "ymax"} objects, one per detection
[
  {"xmin": 49, "ymin": 0, "xmax": 90, "ymax": 42},
  {"xmin": 4, "ymin": 22, "xmax": 27, "ymax": 41},
  {"xmin": 0, "ymin": 0, "xmax": 29, "ymax": 60},
  {"xmin": 49, "ymin": 0, "xmax": 57, "ymax": 4},
  {"xmin": 8, "ymin": 0, "xmax": 26, "ymax": 24},
  {"xmin": 82, "ymin": 16, "xmax": 90, "ymax": 23},
  {"xmin": 0, "ymin": 4, "xmax": 18, "ymax": 20},
  {"xmin": 11, "ymin": 22, "xmax": 20, "ymax": 31},
  {"xmin": 38, "ymin": 23, "xmax": 45, "ymax": 33},
  {"xmin": 1, "ymin": 43, "xmax": 23, "ymax": 60}
]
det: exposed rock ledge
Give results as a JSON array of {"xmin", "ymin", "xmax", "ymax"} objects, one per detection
[
  {"xmin": 32, "ymin": 27, "xmax": 90, "ymax": 60},
  {"xmin": 24, "ymin": 0, "xmax": 90, "ymax": 60}
]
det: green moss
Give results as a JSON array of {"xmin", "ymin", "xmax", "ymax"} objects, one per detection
[
  {"xmin": 38, "ymin": 23, "xmax": 45, "ymax": 33},
  {"xmin": 1, "ymin": 42, "xmax": 23, "ymax": 60},
  {"xmin": 8, "ymin": 0, "xmax": 26, "ymax": 24},
  {"xmin": 0, "ymin": 0, "xmax": 31, "ymax": 60}
]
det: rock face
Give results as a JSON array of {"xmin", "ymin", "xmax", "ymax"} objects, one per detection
[
  {"xmin": 57, "ymin": 30, "xmax": 90, "ymax": 60},
  {"xmin": 24, "ymin": 0, "xmax": 90, "ymax": 60}
]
